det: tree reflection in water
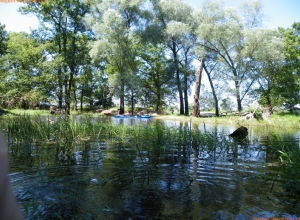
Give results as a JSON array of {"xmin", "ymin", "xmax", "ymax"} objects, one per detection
[{"xmin": 4, "ymin": 116, "xmax": 300, "ymax": 219}]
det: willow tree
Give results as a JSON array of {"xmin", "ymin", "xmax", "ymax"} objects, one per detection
[
  {"xmin": 196, "ymin": 0, "xmax": 266, "ymax": 111},
  {"xmin": 152, "ymin": 0, "xmax": 195, "ymax": 115},
  {"xmin": 138, "ymin": 43, "xmax": 174, "ymax": 111},
  {"xmin": 239, "ymin": 28, "xmax": 284, "ymax": 112},
  {"xmin": 88, "ymin": 0, "xmax": 148, "ymax": 114}
]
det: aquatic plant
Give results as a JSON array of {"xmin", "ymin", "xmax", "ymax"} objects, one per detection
[
  {"xmin": 0, "ymin": 114, "xmax": 237, "ymax": 158},
  {"xmin": 278, "ymin": 146, "xmax": 300, "ymax": 200},
  {"xmin": 4, "ymin": 114, "xmax": 300, "ymax": 219}
]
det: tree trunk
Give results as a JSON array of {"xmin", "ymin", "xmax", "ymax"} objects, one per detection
[
  {"xmin": 171, "ymin": 41, "xmax": 184, "ymax": 115},
  {"xmin": 184, "ymin": 70, "xmax": 189, "ymax": 116},
  {"xmin": 131, "ymin": 89, "xmax": 134, "ymax": 115},
  {"xmin": 156, "ymin": 93, "xmax": 161, "ymax": 112},
  {"xmin": 63, "ymin": 66, "xmax": 68, "ymax": 114},
  {"xmin": 57, "ymin": 38, "xmax": 63, "ymax": 109},
  {"xmin": 233, "ymin": 70, "xmax": 242, "ymax": 111},
  {"xmin": 119, "ymin": 75, "xmax": 125, "ymax": 114},
  {"xmin": 58, "ymin": 68, "xmax": 63, "ymax": 109},
  {"xmin": 65, "ymin": 72, "xmax": 73, "ymax": 115},
  {"xmin": 65, "ymin": 57, "xmax": 75, "ymax": 115},
  {"xmin": 89, "ymin": 98, "xmax": 93, "ymax": 108},
  {"xmin": 80, "ymin": 88, "xmax": 83, "ymax": 112},
  {"xmin": 73, "ymin": 81, "xmax": 77, "ymax": 111},
  {"xmin": 236, "ymin": 84, "xmax": 242, "ymax": 111},
  {"xmin": 192, "ymin": 58, "xmax": 205, "ymax": 117},
  {"xmin": 183, "ymin": 49, "xmax": 191, "ymax": 115},
  {"xmin": 203, "ymin": 64, "xmax": 219, "ymax": 116},
  {"xmin": 63, "ymin": 16, "xmax": 69, "ymax": 114},
  {"xmin": 178, "ymin": 87, "xmax": 184, "ymax": 114}
]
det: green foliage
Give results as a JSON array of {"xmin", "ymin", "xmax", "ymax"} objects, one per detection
[
  {"xmin": 138, "ymin": 43, "xmax": 174, "ymax": 111},
  {"xmin": 279, "ymin": 147, "xmax": 300, "ymax": 199},
  {"xmin": 1, "ymin": 0, "xmax": 300, "ymax": 116},
  {"xmin": 0, "ymin": 32, "xmax": 51, "ymax": 108},
  {"xmin": 0, "ymin": 23, "xmax": 8, "ymax": 56},
  {"xmin": 196, "ymin": 0, "xmax": 277, "ymax": 111},
  {"xmin": 20, "ymin": 0, "xmax": 93, "ymax": 114},
  {"xmin": 89, "ymin": 0, "xmax": 149, "ymax": 114},
  {"xmin": 256, "ymin": 23, "xmax": 300, "ymax": 109},
  {"xmin": 283, "ymin": 22, "xmax": 300, "ymax": 65},
  {"xmin": 153, "ymin": 0, "xmax": 196, "ymax": 115},
  {"xmin": 0, "ymin": 114, "xmax": 219, "ymax": 155},
  {"xmin": 276, "ymin": 22, "xmax": 300, "ymax": 109}
]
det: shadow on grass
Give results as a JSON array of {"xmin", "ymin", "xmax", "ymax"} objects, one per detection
[{"xmin": 0, "ymin": 108, "xmax": 10, "ymax": 116}]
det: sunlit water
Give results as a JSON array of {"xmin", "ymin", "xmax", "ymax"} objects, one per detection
[{"xmin": 5, "ymin": 116, "xmax": 300, "ymax": 219}]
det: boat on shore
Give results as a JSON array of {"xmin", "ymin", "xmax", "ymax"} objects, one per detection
[{"xmin": 114, "ymin": 114, "xmax": 151, "ymax": 119}]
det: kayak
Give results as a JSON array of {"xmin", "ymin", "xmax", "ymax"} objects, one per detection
[
  {"xmin": 114, "ymin": 114, "xmax": 151, "ymax": 119},
  {"xmin": 139, "ymin": 115, "xmax": 151, "ymax": 119}
]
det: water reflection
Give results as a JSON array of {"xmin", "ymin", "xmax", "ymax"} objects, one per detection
[
  {"xmin": 111, "ymin": 116, "xmax": 152, "ymax": 126},
  {"xmin": 4, "ymin": 116, "xmax": 300, "ymax": 219}
]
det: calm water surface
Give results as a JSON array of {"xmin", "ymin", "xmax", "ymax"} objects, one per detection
[{"xmin": 5, "ymin": 116, "xmax": 300, "ymax": 219}]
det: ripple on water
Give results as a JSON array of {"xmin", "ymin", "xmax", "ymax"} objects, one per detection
[{"xmin": 8, "ymin": 138, "xmax": 300, "ymax": 219}]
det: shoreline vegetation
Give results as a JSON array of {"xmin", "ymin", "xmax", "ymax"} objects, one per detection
[
  {"xmin": 1, "ymin": 107, "xmax": 300, "ymax": 129},
  {"xmin": 1, "ymin": 107, "xmax": 300, "ymax": 203}
]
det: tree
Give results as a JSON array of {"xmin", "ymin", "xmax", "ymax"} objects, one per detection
[
  {"xmin": 245, "ymin": 29, "xmax": 285, "ymax": 109},
  {"xmin": 0, "ymin": 23, "xmax": 8, "ymax": 101},
  {"xmin": 203, "ymin": 61, "xmax": 220, "ymax": 116},
  {"xmin": 88, "ymin": 0, "xmax": 148, "ymax": 114},
  {"xmin": 276, "ymin": 22, "xmax": 300, "ymax": 110},
  {"xmin": 152, "ymin": 0, "xmax": 196, "ymax": 115},
  {"xmin": 0, "ymin": 23, "xmax": 8, "ymax": 57},
  {"xmin": 192, "ymin": 58, "xmax": 204, "ymax": 117},
  {"xmin": 20, "ymin": 0, "xmax": 92, "ymax": 114},
  {"xmin": 139, "ymin": 43, "xmax": 173, "ymax": 111},
  {"xmin": 1, "ymin": 32, "xmax": 50, "ymax": 108},
  {"xmin": 196, "ymin": 0, "xmax": 266, "ymax": 111}
]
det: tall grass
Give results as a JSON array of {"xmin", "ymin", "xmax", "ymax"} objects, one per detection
[
  {"xmin": 2, "ymin": 114, "xmax": 299, "ymax": 200},
  {"xmin": 278, "ymin": 141, "xmax": 300, "ymax": 200},
  {"xmin": 0, "ymin": 114, "xmax": 226, "ymax": 155}
]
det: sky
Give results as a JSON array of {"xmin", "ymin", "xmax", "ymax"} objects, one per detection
[
  {"xmin": 185, "ymin": 0, "xmax": 300, "ymax": 29},
  {"xmin": 0, "ymin": 0, "xmax": 300, "ymax": 33}
]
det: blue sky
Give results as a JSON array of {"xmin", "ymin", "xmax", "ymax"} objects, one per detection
[{"xmin": 0, "ymin": 0, "xmax": 300, "ymax": 33}]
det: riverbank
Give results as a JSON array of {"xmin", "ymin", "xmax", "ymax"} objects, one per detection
[{"xmin": 1, "ymin": 108, "xmax": 300, "ymax": 129}]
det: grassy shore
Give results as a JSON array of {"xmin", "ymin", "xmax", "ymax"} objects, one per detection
[
  {"xmin": 1, "ymin": 108, "xmax": 300, "ymax": 129},
  {"xmin": 154, "ymin": 112, "xmax": 300, "ymax": 129}
]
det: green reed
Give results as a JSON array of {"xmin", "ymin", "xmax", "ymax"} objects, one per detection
[
  {"xmin": 5, "ymin": 114, "xmax": 300, "ymax": 220},
  {"xmin": 277, "ymin": 137, "xmax": 300, "ymax": 200},
  {"xmin": 3, "ymin": 114, "xmax": 296, "ymax": 184},
  {"xmin": 0, "ymin": 114, "xmax": 235, "ymax": 153}
]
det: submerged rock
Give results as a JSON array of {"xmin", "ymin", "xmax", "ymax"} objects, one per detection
[{"xmin": 229, "ymin": 126, "xmax": 248, "ymax": 139}]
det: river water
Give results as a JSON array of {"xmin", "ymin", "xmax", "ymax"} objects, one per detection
[{"xmin": 5, "ymin": 116, "xmax": 300, "ymax": 219}]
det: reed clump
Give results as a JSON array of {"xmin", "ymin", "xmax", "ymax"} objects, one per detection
[
  {"xmin": 0, "ymin": 114, "xmax": 226, "ymax": 153},
  {"xmin": 2, "ymin": 114, "xmax": 300, "ymax": 201},
  {"xmin": 278, "ymin": 143, "xmax": 300, "ymax": 200}
]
